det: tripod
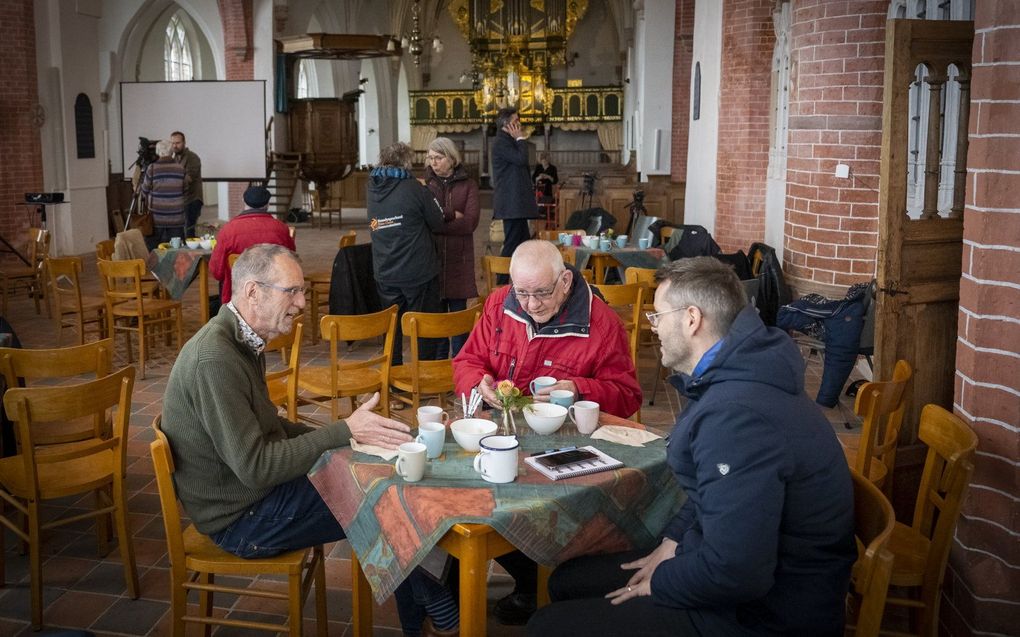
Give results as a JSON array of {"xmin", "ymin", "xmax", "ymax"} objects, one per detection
[{"xmin": 122, "ymin": 162, "xmax": 149, "ymax": 233}]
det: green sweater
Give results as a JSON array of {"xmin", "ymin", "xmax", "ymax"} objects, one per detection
[{"xmin": 162, "ymin": 308, "xmax": 352, "ymax": 534}]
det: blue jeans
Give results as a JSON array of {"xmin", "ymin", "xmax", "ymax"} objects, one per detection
[
  {"xmin": 434, "ymin": 298, "xmax": 469, "ymax": 359},
  {"xmin": 211, "ymin": 475, "xmax": 345, "ymax": 558}
]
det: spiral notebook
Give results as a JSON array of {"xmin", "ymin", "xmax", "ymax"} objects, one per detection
[{"xmin": 524, "ymin": 445, "xmax": 624, "ymax": 481}]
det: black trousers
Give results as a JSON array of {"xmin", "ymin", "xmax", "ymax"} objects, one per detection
[
  {"xmin": 525, "ymin": 550, "xmax": 700, "ymax": 636},
  {"xmin": 499, "ymin": 219, "xmax": 532, "ymax": 284},
  {"xmin": 377, "ymin": 276, "xmax": 442, "ymax": 367}
]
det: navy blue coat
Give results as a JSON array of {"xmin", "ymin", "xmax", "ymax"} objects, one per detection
[
  {"xmin": 653, "ymin": 305, "xmax": 856, "ymax": 636},
  {"xmin": 491, "ymin": 131, "xmax": 539, "ymax": 220}
]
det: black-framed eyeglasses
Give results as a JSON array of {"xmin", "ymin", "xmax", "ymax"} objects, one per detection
[
  {"xmin": 256, "ymin": 281, "xmax": 307, "ymax": 296},
  {"xmin": 645, "ymin": 306, "xmax": 689, "ymax": 328}
]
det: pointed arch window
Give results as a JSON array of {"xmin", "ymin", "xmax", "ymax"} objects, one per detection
[{"xmin": 164, "ymin": 13, "xmax": 194, "ymax": 81}]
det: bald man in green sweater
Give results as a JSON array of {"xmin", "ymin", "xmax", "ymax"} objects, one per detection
[{"xmin": 162, "ymin": 243, "xmax": 412, "ymax": 555}]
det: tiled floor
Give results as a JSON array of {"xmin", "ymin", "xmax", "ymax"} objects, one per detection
[{"xmin": 0, "ymin": 207, "xmax": 860, "ymax": 635}]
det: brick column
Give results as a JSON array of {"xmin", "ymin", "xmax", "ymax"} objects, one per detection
[
  {"xmin": 670, "ymin": 0, "xmax": 694, "ymax": 183},
  {"xmin": 713, "ymin": 0, "xmax": 774, "ymax": 252},
  {"xmin": 0, "ymin": 0, "xmax": 43, "ymax": 261},
  {"xmin": 783, "ymin": 1, "xmax": 886, "ymax": 292},
  {"xmin": 218, "ymin": 0, "xmax": 255, "ymax": 213},
  {"xmin": 944, "ymin": 2, "xmax": 1020, "ymax": 634}
]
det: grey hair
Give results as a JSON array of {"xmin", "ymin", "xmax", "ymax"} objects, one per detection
[
  {"xmin": 654, "ymin": 257, "xmax": 747, "ymax": 339},
  {"xmin": 231, "ymin": 244, "xmax": 301, "ymax": 295},
  {"xmin": 156, "ymin": 140, "xmax": 173, "ymax": 157},
  {"xmin": 378, "ymin": 142, "xmax": 414, "ymax": 169},
  {"xmin": 509, "ymin": 240, "xmax": 565, "ymax": 280},
  {"xmin": 428, "ymin": 137, "xmax": 462, "ymax": 166}
]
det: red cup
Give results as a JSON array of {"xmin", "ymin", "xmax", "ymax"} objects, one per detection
[{"xmin": 572, "ymin": 234, "xmax": 582, "ymax": 246}]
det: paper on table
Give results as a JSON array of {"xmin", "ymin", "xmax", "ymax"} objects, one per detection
[
  {"xmin": 590, "ymin": 425, "xmax": 662, "ymax": 447},
  {"xmin": 350, "ymin": 438, "xmax": 399, "ymax": 460}
]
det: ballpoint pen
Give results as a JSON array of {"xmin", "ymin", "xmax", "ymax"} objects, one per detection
[{"xmin": 530, "ymin": 445, "xmax": 577, "ymax": 456}]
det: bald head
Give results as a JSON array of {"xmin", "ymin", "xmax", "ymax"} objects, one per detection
[{"xmin": 509, "ymin": 240, "xmax": 565, "ymax": 281}]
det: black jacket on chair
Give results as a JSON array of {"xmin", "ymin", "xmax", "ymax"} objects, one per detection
[
  {"xmin": 749, "ymin": 242, "xmax": 791, "ymax": 327},
  {"xmin": 328, "ymin": 243, "xmax": 382, "ymax": 316}
]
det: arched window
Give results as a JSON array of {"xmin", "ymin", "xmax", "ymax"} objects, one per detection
[{"xmin": 164, "ymin": 12, "xmax": 193, "ymax": 81}]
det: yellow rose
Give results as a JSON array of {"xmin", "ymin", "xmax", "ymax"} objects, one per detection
[
  {"xmin": 511, "ymin": 387, "xmax": 521, "ymax": 397},
  {"xmin": 496, "ymin": 380, "xmax": 514, "ymax": 396}
]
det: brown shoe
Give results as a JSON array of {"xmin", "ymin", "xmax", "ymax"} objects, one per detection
[{"xmin": 421, "ymin": 616, "xmax": 458, "ymax": 637}]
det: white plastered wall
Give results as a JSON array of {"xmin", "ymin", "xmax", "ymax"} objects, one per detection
[{"xmin": 683, "ymin": 0, "xmax": 723, "ymax": 233}]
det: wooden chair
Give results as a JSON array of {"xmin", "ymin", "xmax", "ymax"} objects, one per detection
[
  {"xmin": 660, "ymin": 226, "xmax": 675, "ymax": 243},
  {"xmin": 1, "ymin": 227, "xmax": 51, "ymax": 316},
  {"xmin": 95, "ymin": 238, "xmax": 115, "ymax": 261},
  {"xmin": 594, "ymin": 283, "xmax": 644, "ymax": 366},
  {"xmin": 536, "ymin": 228, "xmax": 584, "ymax": 242},
  {"xmin": 882, "ymin": 404, "xmax": 978, "ymax": 637},
  {"xmin": 266, "ymin": 319, "xmax": 304, "ymax": 422},
  {"xmin": 97, "ymin": 258, "xmax": 184, "ymax": 379},
  {"xmin": 625, "ymin": 267, "xmax": 666, "ymax": 404},
  {"xmin": 298, "ymin": 305, "xmax": 398, "ymax": 422},
  {"xmin": 837, "ymin": 360, "xmax": 913, "ymax": 496},
  {"xmin": 0, "ymin": 366, "xmax": 139, "ymax": 630},
  {"xmin": 150, "ymin": 416, "xmax": 327, "ymax": 637},
  {"xmin": 0, "ymin": 338, "xmax": 114, "ymax": 446},
  {"xmin": 390, "ymin": 306, "xmax": 482, "ymax": 415},
  {"xmin": 47, "ymin": 256, "xmax": 107, "ymax": 345},
  {"xmin": 305, "ymin": 230, "xmax": 358, "ymax": 345},
  {"xmin": 846, "ymin": 469, "xmax": 896, "ymax": 637},
  {"xmin": 483, "ymin": 255, "xmax": 512, "ymax": 295},
  {"xmin": 310, "ymin": 182, "xmax": 341, "ymax": 229}
]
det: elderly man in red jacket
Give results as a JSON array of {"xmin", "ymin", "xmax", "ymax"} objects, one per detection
[{"xmin": 452, "ymin": 238, "xmax": 642, "ymax": 624}]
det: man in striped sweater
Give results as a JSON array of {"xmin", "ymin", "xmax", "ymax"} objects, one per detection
[{"xmin": 141, "ymin": 139, "xmax": 186, "ymax": 249}]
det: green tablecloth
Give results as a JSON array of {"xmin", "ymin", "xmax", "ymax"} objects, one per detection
[
  {"xmin": 145, "ymin": 248, "xmax": 210, "ymax": 300},
  {"xmin": 308, "ymin": 423, "xmax": 683, "ymax": 602}
]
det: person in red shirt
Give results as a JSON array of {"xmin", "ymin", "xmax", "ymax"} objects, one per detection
[{"xmin": 209, "ymin": 185, "xmax": 296, "ymax": 303}]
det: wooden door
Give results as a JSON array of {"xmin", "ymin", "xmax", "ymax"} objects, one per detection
[{"xmin": 876, "ymin": 19, "xmax": 973, "ymax": 444}]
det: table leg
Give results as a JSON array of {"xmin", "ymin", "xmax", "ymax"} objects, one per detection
[
  {"xmin": 458, "ymin": 533, "xmax": 488, "ymax": 637},
  {"xmin": 537, "ymin": 564, "xmax": 552, "ymax": 607},
  {"xmin": 199, "ymin": 258, "xmax": 209, "ymax": 324},
  {"xmin": 351, "ymin": 553, "xmax": 373, "ymax": 637}
]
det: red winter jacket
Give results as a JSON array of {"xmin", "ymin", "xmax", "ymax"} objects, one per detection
[
  {"xmin": 453, "ymin": 274, "xmax": 642, "ymax": 418},
  {"xmin": 209, "ymin": 211, "xmax": 296, "ymax": 302}
]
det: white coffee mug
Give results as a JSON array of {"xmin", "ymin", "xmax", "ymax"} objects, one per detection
[
  {"xmin": 415, "ymin": 422, "xmax": 446, "ymax": 460},
  {"xmin": 530, "ymin": 375, "xmax": 557, "ymax": 396},
  {"xmin": 394, "ymin": 442, "xmax": 427, "ymax": 482},
  {"xmin": 417, "ymin": 405, "xmax": 449, "ymax": 425},
  {"xmin": 569, "ymin": 400, "xmax": 601, "ymax": 435},
  {"xmin": 473, "ymin": 435, "xmax": 519, "ymax": 484}
]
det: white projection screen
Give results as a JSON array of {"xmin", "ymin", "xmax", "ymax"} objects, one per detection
[{"xmin": 120, "ymin": 81, "xmax": 267, "ymax": 180}]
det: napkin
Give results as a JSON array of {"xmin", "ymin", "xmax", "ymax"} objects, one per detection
[
  {"xmin": 590, "ymin": 425, "xmax": 663, "ymax": 447},
  {"xmin": 350, "ymin": 439, "xmax": 398, "ymax": 460}
]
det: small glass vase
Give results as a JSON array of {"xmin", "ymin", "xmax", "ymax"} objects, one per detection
[{"xmin": 497, "ymin": 409, "xmax": 519, "ymax": 436}]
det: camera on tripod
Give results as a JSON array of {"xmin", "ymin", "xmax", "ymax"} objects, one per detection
[
  {"xmin": 581, "ymin": 171, "xmax": 600, "ymax": 196},
  {"xmin": 133, "ymin": 136, "xmax": 158, "ymax": 170}
]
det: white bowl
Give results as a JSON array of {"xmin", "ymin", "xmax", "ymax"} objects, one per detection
[
  {"xmin": 199, "ymin": 238, "xmax": 213, "ymax": 250},
  {"xmin": 523, "ymin": 403, "xmax": 568, "ymax": 435},
  {"xmin": 451, "ymin": 418, "xmax": 499, "ymax": 452},
  {"xmin": 185, "ymin": 239, "xmax": 201, "ymax": 249}
]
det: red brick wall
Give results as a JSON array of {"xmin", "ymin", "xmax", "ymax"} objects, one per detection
[
  {"xmin": 944, "ymin": 1, "xmax": 1020, "ymax": 634},
  {"xmin": 218, "ymin": 0, "xmax": 255, "ymax": 212},
  {"xmin": 783, "ymin": 1, "xmax": 887, "ymax": 289},
  {"xmin": 713, "ymin": 0, "xmax": 774, "ymax": 252},
  {"xmin": 670, "ymin": 0, "xmax": 694, "ymax": 183},
  {"xmin": 0, "ymin": 0, "xmax": 43, "ymax": 263}
]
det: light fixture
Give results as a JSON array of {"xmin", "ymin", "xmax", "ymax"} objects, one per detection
[
  {"xmin": 401, "ymin": 0, "xmax": 444, "ymax": 67},
  {"xmin": 455, "ymin": 0, "xmax": 587, "ymax": 115}
]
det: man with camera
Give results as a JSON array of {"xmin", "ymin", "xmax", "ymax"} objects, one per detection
[
  {"xmin": 170, "ymin": 131, "xmax": 203, "ymax": 236},
  {"xmin": 492, "ymin": 108, "xmax": 539, "ymax": 263}
]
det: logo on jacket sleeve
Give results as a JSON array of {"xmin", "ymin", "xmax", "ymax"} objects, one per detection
[{"xmin": 716, "ymin": 463, "xmax": 730, "ymax": 476}]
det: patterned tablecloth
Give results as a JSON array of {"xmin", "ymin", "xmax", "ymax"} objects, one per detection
[
  {"xmin": 308, "ymin": 415, "xmax": 683, "ymax": 602},
  {"xmin": 145, "ymin": 248, "xmax": 211, "ymax": 300}
]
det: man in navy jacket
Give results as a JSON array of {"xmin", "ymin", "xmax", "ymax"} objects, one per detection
[{"xmin": 527, "ymin": 257, "xmax": 856, "ymax": 636}]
